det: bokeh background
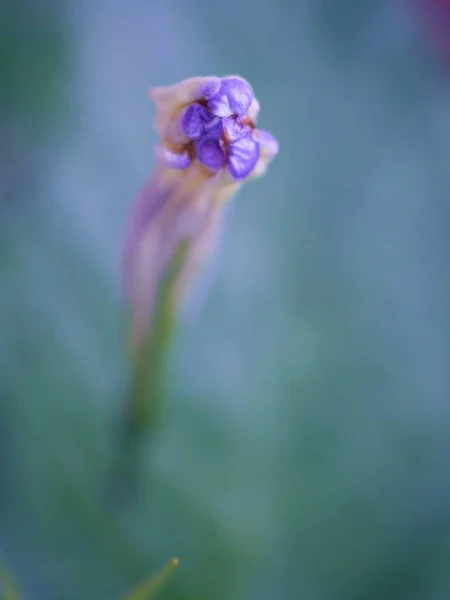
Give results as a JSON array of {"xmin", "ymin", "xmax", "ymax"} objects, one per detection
[{"xmin": 1, "ymin": 1, "xmax": 450, "ymax": 598}]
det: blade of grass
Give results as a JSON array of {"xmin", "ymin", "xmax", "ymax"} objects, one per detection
[
  {"xmin": 0, "ymin": 560, "xmax": 22, "ymax": 600},
  {"xmin": 119, "ymin": 558, "xmax": 179, "ymax": 600}
]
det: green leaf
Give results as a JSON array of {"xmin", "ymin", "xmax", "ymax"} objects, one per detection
[{"xmin": 119, "ymin": 558, "xmax": 179, "ymax": 600}]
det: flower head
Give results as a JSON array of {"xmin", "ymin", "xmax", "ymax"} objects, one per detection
[
  {"xmin": 124, "ymin": 75, "xmax": 278, "ymax": 351},
  {"xmin": 149, "ymin": 75, "xmax": 278, "ymax": 182}
]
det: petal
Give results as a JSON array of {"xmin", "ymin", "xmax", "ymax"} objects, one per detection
[
  {"xmin": 180, "ymin": 103, "xmax": 211, "ymax": 139},
  {"xmin": 247, "ymin": 130, "xmax": 279, "ymax": 180},
  {"xmin": 219, "ymin": 77, "xmax": 254, "ymax": 116},
  {"xmin": 222, "ymin": 117, "xmax": 243, "ymax": 142},
  {"xmin": 203, "ymin": 116, "xmax": 223, "ymax": 138},
  {"xmin": 124, "ymin": 164, "xmax": 241, "ymax": 351},
  {"xmin": 154, "ymin": 145, "xmax": 191, "ymax": 169},
  {"xmin": 253, "ymin": 129, "xmax": 279, "ymax": 157},
  {"xmin": 200, "ymin": 77, "xmax": 222, "ymax": 100},
  {"xmin": 149, "ymin": 76, "xmax": 221, "ymax": 141},
  {"xmin": 247, "ymin": 97, "xmax": 260, "ymax": 122},
  {"xmin": 195, "ymin": 138, "xmax": 226, "ymax": 172},
  {"xmin": 149, "ymin": 76, "xmax": 220, "ymax": 107},
  {"xmin": 123, "ymin": 172, "xmax": 175, "ymax": 319},
  {"xmin": 124, "ymin": 167, "xmax": 203, "ymax": 350},
  {"xmin": 228, "ymin": 133, "xmax": 260, "ymax": 179},
  {"xmin": 208, "ymin": 94, "xmax": 232, "ymax": 118}
]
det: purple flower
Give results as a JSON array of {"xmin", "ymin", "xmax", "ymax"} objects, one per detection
[
  {"xmin": 124, "ymin": 75, "xmax": 279, "ymax": 350},
  {"xmin": 151, "ymin": 75, "xmax": 278, "ymax": 182}
]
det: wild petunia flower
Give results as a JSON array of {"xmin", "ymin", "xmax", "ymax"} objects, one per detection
[{"xmin": 124, "ymin": 75, "xmax": 279, "ymax": 352}]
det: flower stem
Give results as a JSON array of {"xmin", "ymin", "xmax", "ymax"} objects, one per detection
[
  {"xmin": 128, "ymin": 239, "xmax": 189, "ymax": 430},
  {"xmin": 109, "ymin": 241, "xmax": 190, "ymax": 506}
]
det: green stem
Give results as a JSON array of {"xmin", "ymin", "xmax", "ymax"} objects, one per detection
[
  {"xmin": 108, "ymin": 241, "xmax": 190, "ymax": 506},
  {"xmin": 129, "ymin": 240, "xmax": 190, "ymax": 430}
]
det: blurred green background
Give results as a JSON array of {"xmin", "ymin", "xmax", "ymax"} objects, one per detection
[{"xmin": 1, "ymin": 0, "xmax": 450, "ymax": 598}]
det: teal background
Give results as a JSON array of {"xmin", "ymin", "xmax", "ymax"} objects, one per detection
[{"xmin": 1, "ymin": 1, "xmax": 450, "ymax": 598}]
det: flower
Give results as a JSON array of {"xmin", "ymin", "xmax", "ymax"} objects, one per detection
[
  {"xmin": 124, "ymin": 75, "xmax": 279, "ymax": 352},
  {"xmin": 417, "ymin": 0, "xmax": 450, "ymax": 61}
]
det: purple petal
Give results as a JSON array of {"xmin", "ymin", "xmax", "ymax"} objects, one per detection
[
  {"xmin": 154, "ymin": 145, "xmax": 191, "ymax": 169},
  {"xmin": 200, "ymin": 77, "xmax": 222, "ymax": 101},
  {"xmin": 207, "ymin": 94, "xmax": 232, "ymax": 118},
  {"xmin": 228, "ymin": 133, "xmax": 259, "ymax": 179},
  {"xmin": 219, "ymin": 77, "xmax": 254, "ymax": 116},
  {"xmin": 180, "ymin": 103, "xmax": 211, "ymax": 139},
  {"xmin": 123, "ymin": 172, "xmax": 175, "ymax": 304},
  {"xmin": 203, "ymin": 116, "xmax": 223, "ymax": 138},
  {"xmin": 223, "ymin": 117, "xmax": 243, "ymax": 142},
  {"xmin": 195, "ymin": 138, "xmax": 226, "ymax": 172},
  {"xmin": 124, "ymin": 171, "xmax": 203, "ymax": 351},
  {"xmin": 253, "ymin": 129, "xmax": 279, "ymax": 156}
]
